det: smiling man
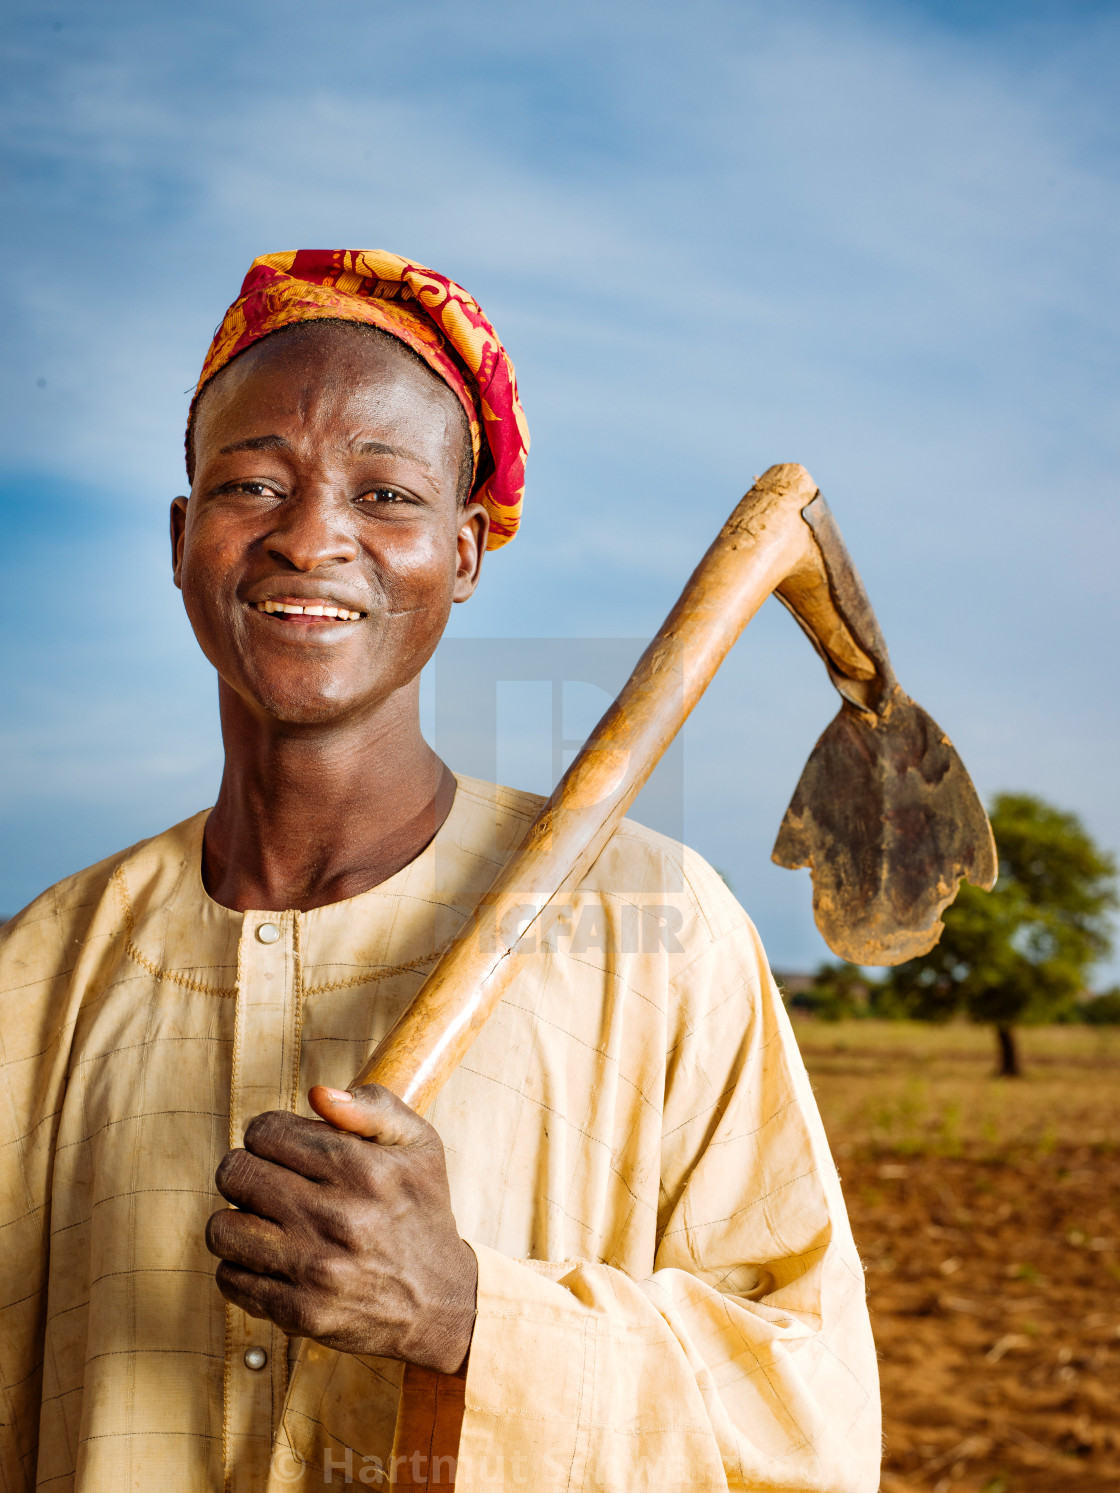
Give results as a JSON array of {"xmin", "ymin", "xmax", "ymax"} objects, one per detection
[{"xmin": 0, "ymin": 252, "xmax": 879, "ymax": 1492}]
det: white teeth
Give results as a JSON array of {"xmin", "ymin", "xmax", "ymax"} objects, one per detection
[{"xmin": 255, "ymin": 601, "xmax": 362, "ymax": 620}]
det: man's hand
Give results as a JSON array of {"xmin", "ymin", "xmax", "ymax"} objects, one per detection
[{"xmin": 205, "ymin": 1085, "xmax": 478, "ymax": 1375}]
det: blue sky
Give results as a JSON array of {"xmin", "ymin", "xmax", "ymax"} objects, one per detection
[{"xmin": 2, "ymin": 0, "xmax": 1117, "ymax": 978}]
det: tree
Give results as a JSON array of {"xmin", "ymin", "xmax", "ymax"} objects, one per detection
[
  {"xmin": 885, "ymin": 793, "xmax": 1117, "ymax": 1076},
  {"xmin": 789, "ymin": 961, "xmax": 870, "ymax": 1021},
  {"xmin": 1081, "ymin": 988, "xmax": 1120, "ymax": 1025}
]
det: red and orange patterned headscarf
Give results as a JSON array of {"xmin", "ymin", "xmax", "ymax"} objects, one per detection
[{"xmin": 192, "ymin": 250, "xmax": 528, "ymax": 550}]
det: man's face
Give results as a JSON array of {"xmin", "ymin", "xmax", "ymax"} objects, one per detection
[{"xmin": 172, "ymin": 323, "xmax": 487, "ymax": 727}]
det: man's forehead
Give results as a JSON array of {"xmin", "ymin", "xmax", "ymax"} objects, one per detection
[
  {"xmin": 196, "ymin": 327, "xmax": 461, "ymax": 439},
  {"xmin": 211, "ymin": 323, "xmax": 450, "ymax": 402},
  {"xmin": 189, "ymin": 323, "xmax": 473, "ymax": 498}
]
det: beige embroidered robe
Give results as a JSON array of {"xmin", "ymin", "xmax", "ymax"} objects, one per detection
[{"xmin": 0, "ymin": 776, "xmax": 879, "ymax": 1491}]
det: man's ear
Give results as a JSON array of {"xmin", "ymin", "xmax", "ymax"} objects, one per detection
[
  {"xmin": 453, "ymin": 501, "xmax": 489, "ymax": 604},
  {"xmin": 170, "ymin": 497, "xmax": 189, "ymax": 589}
]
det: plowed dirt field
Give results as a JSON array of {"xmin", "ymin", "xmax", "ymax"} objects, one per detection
[{"xmin": 798, "ymin": 1022, "xmax": 1120, "ymax": 1493}]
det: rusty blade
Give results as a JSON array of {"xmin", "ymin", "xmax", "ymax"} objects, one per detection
[
  {"xmin": 772, "ymin": 689, "xmax": 997, "ymax": 964},
  {"xmin": 771, "ymin": 494, "xmax": 997, "ymax": 965}
]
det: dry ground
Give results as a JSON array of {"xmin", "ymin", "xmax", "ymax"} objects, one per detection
[{"xmin": 796, "ymin": 1021, "xmax": 1120, "ymax": 1493}]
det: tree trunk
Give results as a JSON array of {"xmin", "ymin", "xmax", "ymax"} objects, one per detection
[{"xmin": 995, "ymin": 1024, "xmax": 1022, "ymax": 1078}]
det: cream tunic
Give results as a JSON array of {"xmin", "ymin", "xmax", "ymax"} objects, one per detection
[{"xmin": 0, "ymin": 776, "xmax": 879, "ymax": 1491}]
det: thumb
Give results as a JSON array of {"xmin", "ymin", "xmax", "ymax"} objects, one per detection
[{"xmin": 307, "ymin": 1082, "xmax": 428, "ymax": 1147}]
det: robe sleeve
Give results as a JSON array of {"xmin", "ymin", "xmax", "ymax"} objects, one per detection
[{"xmin": 452, "ymin": 909, "xmax": 880, "ymax": 1493}]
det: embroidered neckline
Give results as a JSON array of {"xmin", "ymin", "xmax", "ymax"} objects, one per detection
[{"xmin": 113, "ymin": 865, "xmax": 447, "ymax": 998}]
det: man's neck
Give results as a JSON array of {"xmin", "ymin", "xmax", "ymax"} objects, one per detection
[{"xmin": 202, "ymin": 681, "xmax": 456, "ymax": 913}]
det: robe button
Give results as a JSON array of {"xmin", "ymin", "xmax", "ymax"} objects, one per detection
[
  {"xmin": 257, "ymin": 922, "xmax": 281, "ymax": 944},
  {"xmin": 244, "ymin": 1346, "xmax": 268, "ymax": 1370}
]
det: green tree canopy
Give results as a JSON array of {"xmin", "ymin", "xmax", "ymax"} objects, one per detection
[
  {"xmin": 790, "ymin": 961, "xmax": 869, "ymax": 1021},
  {"xmin": 885, "ymin": 793, "xmax": 1117, "ymax": 1072}
]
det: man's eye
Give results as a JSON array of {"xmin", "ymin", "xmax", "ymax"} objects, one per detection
[
  {"xmin": 358, "ymin": 487, "xmax": 408, "ymax": 505},
  {"xmin": 227, "ymin": 481, "xmax": 280, "ymax": 498}
]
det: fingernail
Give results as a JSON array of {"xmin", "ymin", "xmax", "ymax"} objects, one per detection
[{"xmin": 323, "ymin": 1087, "xmax": 353, "ymax": 1103}]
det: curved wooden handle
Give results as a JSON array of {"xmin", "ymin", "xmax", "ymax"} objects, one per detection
[{"xmin": 352, "ymin": 462, "xmax": 854, "ymax": 1110}]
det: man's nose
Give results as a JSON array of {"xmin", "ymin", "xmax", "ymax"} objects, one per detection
[{"xmin": 264, "ymin": 489, "xmax": 360, "ymax": 571}]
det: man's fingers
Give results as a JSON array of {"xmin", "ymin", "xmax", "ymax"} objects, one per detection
[
  {"xmin": 240, "ymin": 1109, "xmax": 355, "ymax": 1181},
  {"xmin": 215, "ymin": 1144, "xmax": 319, "ymax": 1217},
  {"xmin": 215, "ymin": 1260, "xmax": 287, "ymax": 1323},
  {"xmin": 206, "ymin": 1206, "xmax": 293, "ymax": 1275},
  {"xmin": 307, "ymin": 1082, "xmax": 431, "ymax": 1147}
]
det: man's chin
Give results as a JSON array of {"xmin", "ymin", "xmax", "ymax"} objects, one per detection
[
  {"xmin": 259, "ymin": 696, "xmax": 373, "ymax": 729},
  {"xmin": 260, "ymin": 702, "xmax": 355, "ymax": 728},
  {"xmin": 224, "ymin": 676, "xmax": 389, "ymax": 730}
]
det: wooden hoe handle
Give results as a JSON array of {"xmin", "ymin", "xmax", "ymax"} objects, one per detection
[{"xmin": 352, "ymin": 463, "xmax": 873, "ymax": 1111}]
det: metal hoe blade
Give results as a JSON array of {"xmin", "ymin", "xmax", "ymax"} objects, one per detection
[{"xmin": 771, "ymin": 496, "xmax": 997, "ymax": 965}]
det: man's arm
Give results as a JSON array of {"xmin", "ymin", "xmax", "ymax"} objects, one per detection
[{"xmin": 447, "ymin": 913, "xmax": 881, "ymax": 1491}]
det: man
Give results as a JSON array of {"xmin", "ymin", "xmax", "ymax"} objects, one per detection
[{"xmin": 0, "ymin": 251, "xmax": 879, "ymax": 1491}]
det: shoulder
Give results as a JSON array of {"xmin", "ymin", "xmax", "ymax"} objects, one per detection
[
  {"xmin": 452, "ymin": 774, "xmax": 759, "ymax": 957},
  {"xmin": 453, "ymin": 780, "xmax": 781, "ymax": 1085},
  {"xmin": 0, "ymin": 810, "xmax": 211, "ymax": 993},
  {"xmin": 451, "ymin": 774, "xmax": 544, "ymax": 853}
]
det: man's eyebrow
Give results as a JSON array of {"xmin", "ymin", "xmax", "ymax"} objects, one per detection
[
  {"xmin": 215, "ymin": 433, "xmax": 434, "ymax": 473},
  {"xmin": 354, "ymin": 439, "xmax": 432, "ymax": 471},
  {"xmin": 218, "ymin": 434, "xmax": 291, "ymax": 455}
]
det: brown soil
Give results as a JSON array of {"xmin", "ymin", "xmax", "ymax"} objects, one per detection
[
  {"xmin": 796, "ymin": 1022, "xmax": 1120, "ymax": 1492},
  {"xmin": 842, "ymin": 1148, "xmax": 1119, "ymax": 1492}
]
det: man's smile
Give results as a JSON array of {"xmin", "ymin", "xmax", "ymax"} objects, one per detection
[{"xmin": 247, "ymin": 593, "xmax": 368, "ymax": 626}]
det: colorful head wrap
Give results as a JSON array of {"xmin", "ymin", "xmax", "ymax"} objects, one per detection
[{"xmin": 192, "ymin": 250, "xmax": 528, "ymax": 549}]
